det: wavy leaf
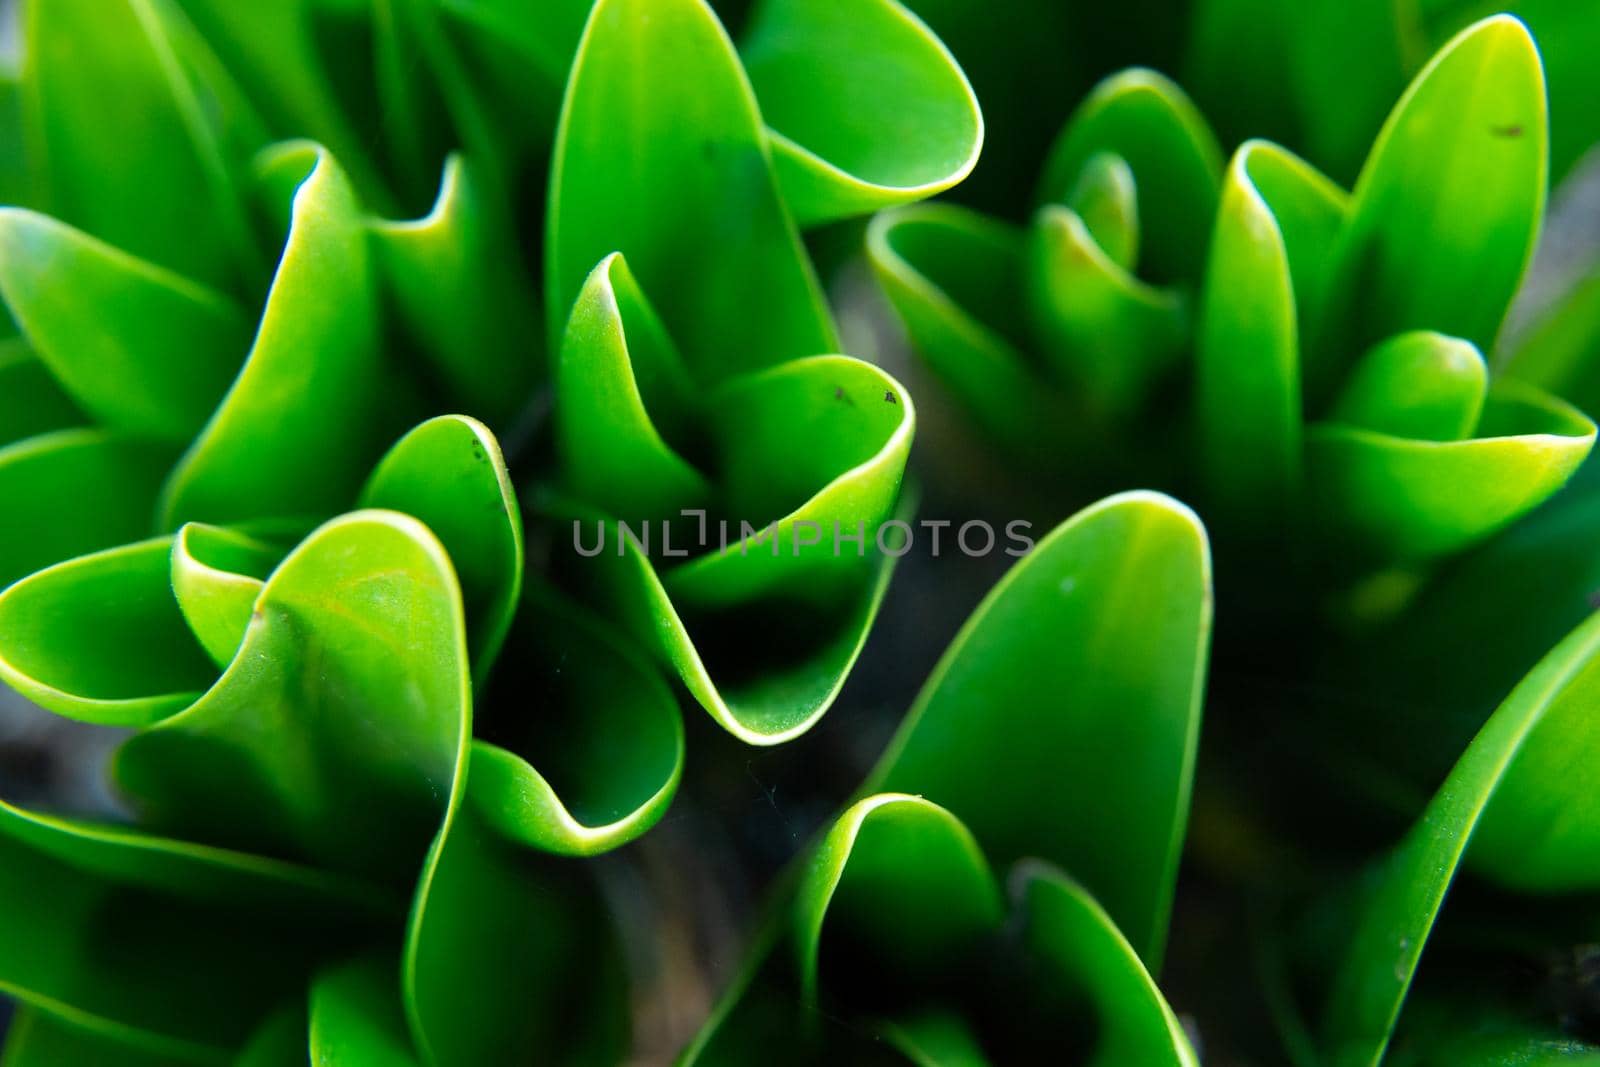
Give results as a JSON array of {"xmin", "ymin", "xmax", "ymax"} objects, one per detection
[
  {"xmin": 546, "ymin": 0, "xmax": 836, "ymax": 379},
  {"xmin": 469, "ymin": 588, "xmax": 682, "ymax": 857},
  {"xmin": 1036, "ymin": 68, "xmax": 1223, "ymax": 285},
  {"xmin": 554, "ymin": 253, "xmax": 711, "ymax": 522},
  {"xmin": 1066, "ymin": 151, "xmax": 1140, "ymax": 271},
  {"xmin": 369, "ymin": 154, "xmax": 541, "ymax": 424},
  {"xmin": 739, "ymin": 0, "xmax": 981, "ymax": 226},
  {"xmin": 0, "ymin": 208, "xmax": 250, "ymax": 442},
  {"xmin": 1305, "ymin": 383, "xmax": 1595, "ymax": 561},
  {"xmin": 869, "ymin": 491, "xmax": 1212, "ymax": 967},
  {"xmin": 1024, "ymin": 202, "xmax": 1187, "ymax": 419},
  {"xmin": 866, "ymin": 204, "xmax": 1059, "ymax": 454},
  {"xmin": 160, "ymin": 143, "xmax": 385, "ymax": 528},
  {"xmin": 170, "ymin": 523, "xmax": 284, "ymax": 670},
  {"xmin": 0, "ymin": 538, "xmax": 213, "ymax": 726},
  {"xmin": 553, "ymin": 355, "xmax": 911, "ymax": 744},
  {"xmin": 359, "ymin": 415, "xmax": 522, "ymax": 684},
  {"xmin": 114, "ymin": 511, "xmax": 466, "ymax": 880}
]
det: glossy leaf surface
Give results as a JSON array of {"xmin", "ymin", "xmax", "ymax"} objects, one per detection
[
  {"xmin": 740, "ymin": 0, "xmax": 981, "ymax": 226},
  {"xmin": 546, "ymin": 0, "xmax": 836, "ymax": 379},
  {"xmin": 870, "ymin": 491, "xmax": 1212, "ymax": 966}
]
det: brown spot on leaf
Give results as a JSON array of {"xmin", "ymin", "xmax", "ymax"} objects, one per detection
[
  {"xmin": 883, "ymin": 390, "xmax": 897, "ymax": 405},
  {"xmin": 1492, "ymin": 124, "xmax": 1523, "ymax": 138}
]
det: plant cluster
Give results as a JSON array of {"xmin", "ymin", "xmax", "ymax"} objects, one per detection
[{"xmin": 2, "ymin": 1, "xmax": 1600, "ymax": 1065}]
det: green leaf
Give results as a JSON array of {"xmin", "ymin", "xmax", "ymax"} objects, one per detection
[
  {"xmin": 1322, "ymin": 608, "xmax": 1600, "ymax": 1066},
  {"xmin": 868, "ymin": 491, "xmax": 1212, "ymax": 967},
  {"xmin": 554, "ymin": 253, "xmax": 711, "ymax": 523},
  {"xmin": 0, "ymin": 208, "xmax": 250, "ymax": 442},
  {"xmin": 22, "ymin": 0, "xmax": 265, "ymax": 292},
  {"xmin": 170, "ymin": 523, "xmax": 284, "ymax": 669},
  {"xmin": 1319, "ymin": 16, "xmax": 1547, "ymax": 374},
  {"xmin": 403, "ymin": 803, "xmax": 630, "ymax": 1065},
  {"xmin": 683, "ymin": 355, "xmax": 912, "ymax": 571},
  {"xmin": 1066, "ymin": 152, "xmax": 1139, "ymax": 272},
  {"xmin": 0, "ymin": 797, "xmax": 386, "ymax": 1061},
  {"xmin": 359, "ymin": 415, "xmax": 523, "ymax": 685},
  {"xmin": 0, "ymin": 341, "xmax": 83, "ymax": 447},
  {"xmin": 1195, "ymin": 140, "xmax": 1346, "ymax": 528},
  {"xmin": 1305, "ymin": 382, "xmax": 1595, "ymax": 561},
  {"xmin": 546, "ymin": 0, "xmax": 836, "ymax": 380},
  {"xmin": 1329, "ymin": 332, "xmax": 1487, "ymax": 442},
  {"xmin": 795, "ymin": 794, "xmax": 1004, "ymax": 1008},
  {"xmin": 0, "ymin": 430, "xmax": 175, "ymax": 589},
  {"xmin": 1024, "ymin": 202, "xmax": 1187, "ymax": 420},
  {"xmin": 555, "ymin": 355, "xmax": 912, "ymax": 744},
  {"xmin": 114, "ymin": 510, "xmax": 467, "ymax": 881},
  {"xmin": 1015, "ymin": 865, "xmax": 1199, "ymax": 1067},
  {"xmin": 369, "ymin": 155, "xmax": 541, "ymax": 425},
  {"xmin": 469, "ymin": 588, "xmax": 682, "ymax": 857},
  {"xmin": 310, "ymin": 954, "xmax": 421, "ymax": 1066},
  {"xmin": 685, "ymin": 799, "xmax": 1198, "ymax": 1064},
  {"xmin": 1035, "ymin": 68, "xmax": 1223, "ymax": 286},
  {"xmin": 0, "ymin": 538, "xmax": 214, "ymax": 726},
  {"xmin": 159, "ymin": 143, "xmax": 385, "ymax": 529},
  {"xmin": 866, "ymin": 204, "xmax": 1059, "ymax": 454},
  {"xmin": 739, "ymin": 0, "xmax": 981, "ymax": 226}
]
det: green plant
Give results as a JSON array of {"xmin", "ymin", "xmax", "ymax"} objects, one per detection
[{"xmin": 4, "ymin": 1, "xmax": 1600, "ymax": 1065}]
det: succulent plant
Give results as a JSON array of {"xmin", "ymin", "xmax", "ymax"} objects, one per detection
[{"xmin": 4, "ymin": 0, "xmax": 1600, "ymax": 1065}]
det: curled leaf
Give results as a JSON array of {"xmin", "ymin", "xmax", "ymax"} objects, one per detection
[
  {"xmin": 547, "ymin": 0, "xmax": 836, "ymax": 377},
  {"xmin": 468, "ymin": 588, "xmax": 683, "ymax": 857},
  {"xmin": 1305, "ymin": 383, "xmax": 1595, "ymax": 561},
  {"xmin": 115, "ymin": 510, "xmax": 467, "ymax": 880},
  {"xmin": 0, "ymin": 538, "xmax": 213, "ymax": 726},
  {"xmin": 740, "ymin": 0, "xmax": 982, "ymax": 226},
  {"xmin": 160, "ymin": 143, "xmax": 385, "ymax": 529},
  {"xmin": 359, "ymin": 414, "xmax": 523, "ymax": 683}
]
